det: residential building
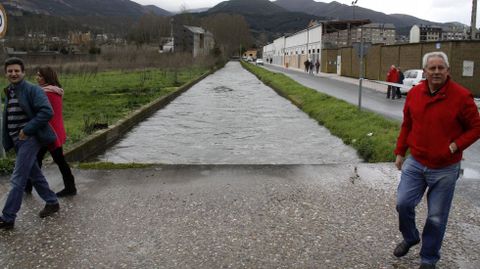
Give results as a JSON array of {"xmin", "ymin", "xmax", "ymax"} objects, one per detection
[
  {"xmin": 320, "ymin": 20, "xmax": 396, "ymax": 48},
  {"xmin": 68, "ymin": 32, "xmax": 92, "ymax": 45},
  {"xmin": 243, "ymin": 49, "xmax": 258, "ymax": 60},
  {"xmin": 159, "ymin": 37, "xmax": 174, "ymax": 53},
  {"xmin": 173, "ymin": 25, "xmax": 214, "ymax": 57},
  {"xmin": 409, "ymin": 25, "xmax": 443, "ymax": 43},
  {"xmin": 354, "ymin": 23, "xmax": 396, "ymax": 45}
]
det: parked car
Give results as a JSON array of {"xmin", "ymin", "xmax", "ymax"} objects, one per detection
[
  {"xmin": 401, "ymin": 69, "xmax": 425, "ymax": 94},
  {"xmin": 255, "ymin": 58, "xmax": 264, "ymax": 65}
]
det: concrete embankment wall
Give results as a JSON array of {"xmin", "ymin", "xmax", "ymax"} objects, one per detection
[{"xmin": 63, "ymin": 67, "xmax": 220, "ymax": 162}]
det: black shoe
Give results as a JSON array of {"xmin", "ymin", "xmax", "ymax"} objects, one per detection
[
  {"xmin": 419, "ymin": 263, "xmax": 435, "ymax": 269},
  {"xmin": 393, "ymin": 240, "xmax": 420, "ymax": 257},
  {"xmin": 0, "ymin": 217, "xmax": 14, "ymax": 230},
  {"xmin": 56, "ymin": 188, "xmax": 77, "ymax": 197},
  {"xmin": 39, "ymin": 203, "xmax": 60, "ymax": 218}
]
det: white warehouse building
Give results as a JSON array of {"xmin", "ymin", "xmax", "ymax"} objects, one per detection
[{"xmin": 263, "ymin": 24, "xmax": 323, "ymax": 70}]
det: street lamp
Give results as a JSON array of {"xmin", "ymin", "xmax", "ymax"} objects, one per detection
[{"xmin": 352, "ymin": 0, "xmax": 358, "ymax": 19}]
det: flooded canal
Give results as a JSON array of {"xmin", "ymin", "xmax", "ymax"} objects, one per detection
[{"xmin": 96, "ymin": 62, "xmax": 360, "ymax": 164}]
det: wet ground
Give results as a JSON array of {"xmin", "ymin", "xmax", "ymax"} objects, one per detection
[
  {"xmin": 96, "ymin": 62, "xmax": 359, "ymax": 165},
  {"xmin": 0, "ymin": 164, "xmax": 478, "ymax": 268}
]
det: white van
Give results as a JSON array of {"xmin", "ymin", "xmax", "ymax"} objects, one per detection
[{"xmin": 402, "ymin": 69, "xmax": 425, "ymax": 93}]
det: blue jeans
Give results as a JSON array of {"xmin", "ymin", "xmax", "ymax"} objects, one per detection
[
  {"xmin": 2, "ymin": 137, "xmax": 58, "ymax": 223},
  {"xmin": 396, "ymin": 156, "xmax": 460, "ymax": 264}
]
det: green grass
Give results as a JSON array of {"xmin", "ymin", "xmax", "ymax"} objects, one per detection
[
  {"xmin": 242, "ymin": 62, "xmax": 400, "ymax": 162},
  {"xmin": 59, "ymin": 68, "xmax": 208, "ymax": 147}
]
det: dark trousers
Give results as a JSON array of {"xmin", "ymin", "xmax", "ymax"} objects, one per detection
[
  {"xmin": 25, "ymin": 147, "xmax": 76, "ymax": 192},
  {"xmin": 387, "ymin": 86, "xmax": 402, "ymax": 99},
  {"xmin": 387, "ymin": 86, "xmax": 393, "ymax": 98},
  {"xmin": 394, "ymin": 87, "xmax": 402, "ymax": 99}
]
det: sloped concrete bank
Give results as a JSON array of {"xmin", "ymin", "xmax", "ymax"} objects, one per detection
[{"xmin": 63, "ymin": 66, "xmax": 222, "ymax": 162}]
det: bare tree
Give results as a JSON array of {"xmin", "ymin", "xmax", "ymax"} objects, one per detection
[
  {"xmin": 127, "ymin": 13, "xmax": 171, "ymax": 45},
  {"xmin": 201, "ymin": 13, "xmax": 253, "ymax": 57}
]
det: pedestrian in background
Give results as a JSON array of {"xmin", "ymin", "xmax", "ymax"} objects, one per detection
[
  {"xmin": 25, "ymin": 66, "xmax": 77, "ymax": 197},
  {"xmin": 0, "ymin": 57, "xmax": 60, "ymax": 230},
  {"xmin": 315, "ymin": 59, "xmax": 320, "ymax": 75},
  {"xmin": 386, "ymin": 65, "xmax": 399, "ymax": 99},
  {"xmin": 308, "ymin": 59, "xmax": 314, "ymax": 75},
  {"xmin": 395, "ymin": 66, "xmax": 405, "ymax": 99},
  {"xmin": 393, "ymin": 51, "xmax": 480, "ymax": 269},
  {"xmin": 304, "ymin": 59, "xmax": 310, "ymax": 73}
]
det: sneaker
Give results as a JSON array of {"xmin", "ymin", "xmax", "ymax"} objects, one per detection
[
  {"xmin": 39, "ymin": 203, "xmax": 60, "ymax": 218},
  {"xmin": 419, "ymin": 263, "xmax": 435, "ymax": 269},
  {"xmin": 0, "ymin": 217, "xmax": 14, "ymax": 230},
  {"xmin": 393, "ymin": 240, "xmax": 420, "ymax": 257},
  {"xmin": 56, "ymin": 188, "xmax": 77, "ymax": 197}
]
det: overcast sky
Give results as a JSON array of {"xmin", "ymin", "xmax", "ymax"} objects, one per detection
[{"xmin": 131, "ymin": 0, "xmax": 479, "ymax": 26}]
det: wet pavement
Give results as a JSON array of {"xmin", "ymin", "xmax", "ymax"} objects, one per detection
[
  {"xmin": 96, "ymin": 62, "xmax": 359, "ymax": 165},
  {"xmin": 0, "ymin": 164, "xmax": 478, "ymax": 268}
]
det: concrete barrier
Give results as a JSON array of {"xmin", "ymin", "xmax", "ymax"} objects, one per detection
[{"xmin": 63, "ymin": 68, "xmax": 219, "ymax": 162}]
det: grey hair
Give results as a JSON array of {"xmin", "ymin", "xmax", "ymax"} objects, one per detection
[{"xmin": 422, "ymin": 51, "xmax": 449, "ymax": 69}]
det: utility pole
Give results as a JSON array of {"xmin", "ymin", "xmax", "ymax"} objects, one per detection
[
  {"xmin": 352, "ymin": 0, "xmax": 358, "ymax": 19},
  {"xmin": 358, "ymin": 27, "xmax": 364, "ymax": 111},
  {"xmin": 471, "ymin": 0, "xmax": 478, "ymax": 40}
]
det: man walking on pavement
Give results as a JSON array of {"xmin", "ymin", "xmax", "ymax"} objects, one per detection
[
  {"xmin": 395, "ymin": 66, "xmax": 405, "ymax": 99},
  {"xmin": 393, "ymin": 51, "xmax": 480, "ymax": 268},
  {"xmin": 386, "ymin": 65, "xmax": 399, "ymax": 99},
  {"xmin": 0, "ymin": 57, "xmax": 60, "ymax": 230}
]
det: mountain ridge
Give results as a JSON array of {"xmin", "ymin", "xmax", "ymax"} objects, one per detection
[{"xmin": 0, "ymin": 0, "xmax": 172, "ymax": 17}]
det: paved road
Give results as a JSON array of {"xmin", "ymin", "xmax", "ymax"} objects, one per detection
[
  {"xmin": 0, "ymin": 164, "xmax": 478, "ymax": 268},
  {"xmin": 262, "ymin": 64, "xmax": 480, "ymax": 181},
  {"xmin": 263, "ymin": 64, "xmax": 405, "ymax": 121}
]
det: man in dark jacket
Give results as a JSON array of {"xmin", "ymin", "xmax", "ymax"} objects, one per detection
[
  {"xmin": 395, "ymin": 67, "xmax": 405, "ymax": 99},
  {"xmin": 0, "ymin": 57, "xmax": 60, "ymax": 230},
  {"xmin": 393, "ymin": 52, "xmax": 480, "ymax": 269}
]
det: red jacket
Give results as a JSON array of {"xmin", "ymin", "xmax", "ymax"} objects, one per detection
[
  {"xmin": 394, "ymin": 78, "xmax": 480, "ymax": 168},
  {"xmin": 387, "ymin": 67, "xmax": 399, "ymax": 83},
  {"xmin": 43, "ymin": 85, "xmax": 67, "ymax": 150}
]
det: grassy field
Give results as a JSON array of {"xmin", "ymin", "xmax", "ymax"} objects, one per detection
[
  {"xmin": 242, "ymin": 62, "xmax": 400, "ymax": 162},
  {"xmin": 59, "ymin": 68, "xmax": 208, "ymax": 147}
]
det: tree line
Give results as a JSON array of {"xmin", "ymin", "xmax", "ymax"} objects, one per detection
[{"xmin": 5, "ymin": 11, "xmax": 254, "ymax": 58}]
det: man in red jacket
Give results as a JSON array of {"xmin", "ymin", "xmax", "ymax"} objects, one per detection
[
  {"xmin": 386, "ymin": 65, "xmax": 399, "ymax": 99},
  {"xmin": 393, "ymin": 51, "xmax": 480, "ymax": 269}
]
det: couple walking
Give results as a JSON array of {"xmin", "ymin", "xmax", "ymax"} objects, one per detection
[
  {"xmin": 0, "ymin": 57, "xmax": 76, "ymax": 230},
  {"xmin": 386, "ymin": 65, "xmax": 404, "ymax": 99}
]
